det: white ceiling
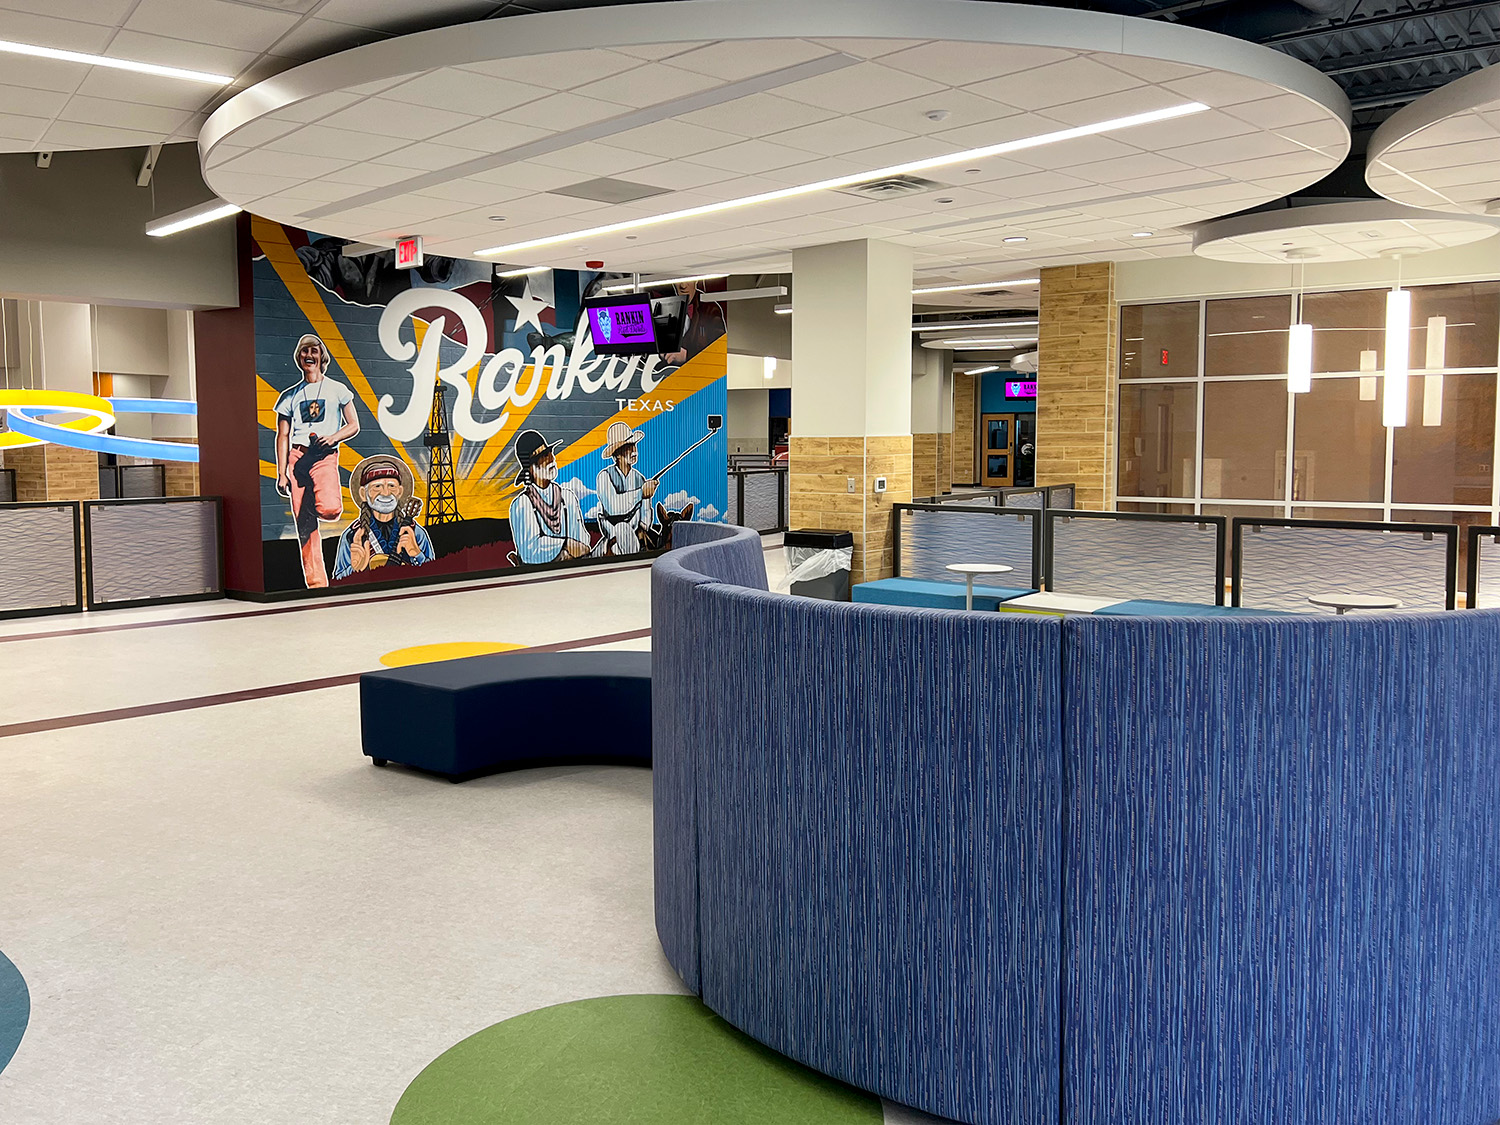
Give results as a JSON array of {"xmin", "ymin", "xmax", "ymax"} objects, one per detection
[
  {"xmin": 1367, "ymin": 63, "xmax": 1500, "ymax": 218},
  {"xmin": 0, "ymin": 0, "xmax": 508, "ymax": 153},
  {"xmin": 1191, "ymin": 199, "xmax": 1500, "ymax": 265},
  {"xmin": 199, "ymin": 0, "xmax": 1352, "ymax": 285}
]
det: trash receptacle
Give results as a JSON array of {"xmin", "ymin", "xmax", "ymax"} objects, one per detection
[{"xmin": 780, "ymin": 528, "xmax": 854, "ymax": 600}]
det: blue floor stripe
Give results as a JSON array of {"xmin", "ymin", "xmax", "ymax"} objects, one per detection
[{"xmin": 0, "ymin": 950, "xmax": 29, "ymax": 1075}]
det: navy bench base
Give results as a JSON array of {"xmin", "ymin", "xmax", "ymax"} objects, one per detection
[{"xmin": 360, "ymin": 650, "xmax": 651, "ymax": 780}]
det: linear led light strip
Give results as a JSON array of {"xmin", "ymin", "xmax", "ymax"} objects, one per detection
[
  {"xmin": 914, "ymin": 279, "xmax": 1041, "ymax": 294},
  {"xmin": 601, "ymin": 273, "xmax": 727, "ymax": 294},
  {"xmin": 477, "ymin": 102, "xmax": 1209, "ymax": 257},
  {"xmin": 915, "ymin": 319, "xmax": 1038, "ymax": 332},
  {"xmin": 146, "ymin": 200, "xmax": 242, "ymax": 237},
  {"xmin": 0, "ymin": 38, "xmax": 231, "ymax": 84}
]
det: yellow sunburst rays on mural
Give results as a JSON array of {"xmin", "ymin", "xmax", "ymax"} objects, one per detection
[{"xmin": 252, "ymin": 217, "xmax": 418, "ymax": 519}]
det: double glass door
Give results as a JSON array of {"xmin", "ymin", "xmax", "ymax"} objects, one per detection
[{"xmin": 982, "ymin": 413, "xmax": 1036, "ymax": 488}]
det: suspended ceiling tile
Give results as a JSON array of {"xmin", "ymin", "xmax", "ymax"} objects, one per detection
[
  {"xmin": 456, "ymin": 50, "xmax": 645, "ymax": 90},
  {"xmin": 124, "ymin": 0, "xmax": 300, "ymax": 53},
  {"xmin": 263, "ymin": 122, "xmax": 408, "ymax": 162},
  {"xmin": 964, "ymin": 56, "xmax": 1143, "ymax": 112},
  {"xmin": 667, "ymin": 39, "xmax": 835, "ymax": 82},
  {"xmin": 773, "ymin": 61, "xmax": 948, "ymax": 114},
  {"xmin": 0, "ymin": 6, "xmax": 113, "ymax": 51},
  {"xmin": 382, "ymin": 68, "xmax": 552, "ymax": 114}
]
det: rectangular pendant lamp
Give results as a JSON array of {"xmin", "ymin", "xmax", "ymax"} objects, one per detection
[
  {"xmin": 1359, "ymin": 349, "xmax": 1377, "ymax": 400},
  {"xmin": 1287, "ymin": 323, "xmax": 1312, "ymax": 393},
  {"xmin": 1384, "ymin": 288, "xmax": 1410, "ymax": 428},
  {"xmin": 1423, "ymin": 315, "xmax": 1447, "ymax": 427}
]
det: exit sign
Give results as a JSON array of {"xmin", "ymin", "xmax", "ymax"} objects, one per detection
[{"xmin": 395, "ymin": 235, "xmax": 423, "ymax": 269}]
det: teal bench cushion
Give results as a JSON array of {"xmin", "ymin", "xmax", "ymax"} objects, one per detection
[{"xmin": 854, "ymin": 577, "xmax": 1037, "ymax": 611}]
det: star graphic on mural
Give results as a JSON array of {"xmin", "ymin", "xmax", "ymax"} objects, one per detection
[{"xmin": 507, "ymin": 282, "xmax": 551, "ymax": 335}]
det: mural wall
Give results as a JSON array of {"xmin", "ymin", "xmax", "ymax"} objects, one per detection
[{"xmin": 250, "ymin": 218, "xmax": 727, "ymax": 593}]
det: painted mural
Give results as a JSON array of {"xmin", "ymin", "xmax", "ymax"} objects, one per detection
[{"xmin": 251, "ymin": 218, "xmax": 728, "ymax": 592}]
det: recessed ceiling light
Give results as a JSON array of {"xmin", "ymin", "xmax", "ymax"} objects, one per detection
[
  {"xmin": 912, "ymin": 278, "xmax": 1040, "ymax": 294},
  {"xmin": 924, "ymin": 108, "xmax": 951, "ymax": 122},
  {"xmin": 1131, "ymin": 231, "xmax": 1154, "ymax": 238},
  {"xmin": 935, "ymin": 197, "xmax": 955, "ymax": 205},
  {"xmin": 0, "ymin": 37, "xmax": 232, "ymax": 84},
  {"xmin": 1002, "ymin": 236, "xmax": 1028, "ymax": 244},
  {"xmin": 964, "ymin": 168, "xmax": 982, "ymax": 175},
  {"xmin": 145, "ymin": 200, "xmax": 241, "ymax": 237},
  {"xmin": 489, "ymin": 215, "xmax": 506, "ymax": 222},
  {"xmin": 476, "ymin": 101, "xmax": 1209, "ymax": 257}
]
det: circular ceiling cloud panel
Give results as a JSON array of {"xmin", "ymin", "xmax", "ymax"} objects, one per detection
[
  {"xmin": 201, "ymin": 0, "xmax": 1352, "ymax": 279},
  {"xmin": 1367, "ymin": 64, "xmax": 1500, "ymax": 217},
  {"xmin": 1191, "ymin": 200, "xmax": 1500, "ymax": 265}
]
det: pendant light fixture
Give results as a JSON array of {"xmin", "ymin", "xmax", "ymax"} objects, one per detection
[
  {"xmin": 1423, "ymin": 315, "xmax": 1447, "ymax": 427},
  {"xmin": 1383, "ymin": 251, "xmax": 1411, "ymax": 428},
  {"xmin": 1287, "ymin": 260, "xmax": 1312, "ymax": 394}
]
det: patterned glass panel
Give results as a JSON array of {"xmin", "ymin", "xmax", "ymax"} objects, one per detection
[
  {"xmin": 88, "ymin": 501, "xmax": 219, "ymax": 604},
  {"xmin": 0, "ymin": 470, "xmax": 14, "ymax": 503},
  {"xmin": 1002, "ymin": 488, "xmax": 1044, "ymax": 509},
  {"xmin": 1473, "ymin": 530, "xmax": 1500, "ymax": 609},
  {"xmin": 1237, "ymin": 521, "xmax": 1452, "ymax": 612},
  {"xmin": 897, "ymin": 508, "xmax": 1037, "ymax": 585},
  {"xmin": 0, "ymin": 505, "xmax": 77, "ymax": 613},
  {"xmin": 1049, "ymin": 515, "xmax": 1221, "ymax": 602},
  {"xmin": 1047, "ymin": 484, "xmax": 1076, "ymax": 510},
  {"xmin": 740, "ymin": 471, "xmax": 781, "ymax": 532},
  {"xmin": 120, "ymin": 465, "xmax": 165, "ymax": 498}
]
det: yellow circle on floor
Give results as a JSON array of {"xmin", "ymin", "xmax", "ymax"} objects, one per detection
[{"xmin": 379, "ymin": 642, "xmax": 527, "ymax": 668}]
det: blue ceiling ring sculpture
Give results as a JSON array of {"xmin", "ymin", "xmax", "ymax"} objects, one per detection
[{"xmin": 6, "ymin": 397, "xmax": 200, "ymax": 463}]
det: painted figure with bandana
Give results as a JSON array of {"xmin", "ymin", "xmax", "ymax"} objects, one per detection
[
  {"xmin": 332, "ymin": 455, "xmax": 434, "ymax": 580},
  {"xmin": 507, "ymin": 429, "xmax": 590, "ymax": 565},
  {"xmin": 595, "ymin": 421, "xmax": 658, "ymax": 555}
]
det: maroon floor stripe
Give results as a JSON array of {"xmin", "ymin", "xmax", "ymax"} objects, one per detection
[{"xmin": 0, "ymin": 627, "xmax": 653, "ymax": 739}]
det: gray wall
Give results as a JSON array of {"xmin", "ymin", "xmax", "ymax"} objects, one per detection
[
  {"xmin": 0, "ymin": 143, "xmax": 237, "ymax": 310},
  {"xmin": 726, "ymin": 273, "xmax": 791, "ymax": 361}
]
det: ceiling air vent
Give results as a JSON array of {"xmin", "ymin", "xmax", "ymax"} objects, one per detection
[{"xmin": 836, "ymin": 175, "xmax": 949, "ymax": 201}]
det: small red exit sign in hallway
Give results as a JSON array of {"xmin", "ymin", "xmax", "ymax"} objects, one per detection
[{"xmin": 395, "ymin": 235, "xmax": 423, "ymax": 269}]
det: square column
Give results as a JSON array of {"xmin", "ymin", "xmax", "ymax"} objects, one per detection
[
  {"xmin": 911, "ymin": 344, "xmax": 952, "ymax": 499},
  {"xmin": 1036, "ymin": 262, "xmax": 1117, "ymax": 509},
  {"xmin": 789, "ymin": 240, "xmax": 913, "ymax": 584}
]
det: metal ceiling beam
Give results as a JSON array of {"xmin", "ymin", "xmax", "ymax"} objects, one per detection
[
  {"xmin": 1320, "ymin": 39, "xmax": 1499, "ymax": 75},
  {"xmin": 1260, "ymin": 0, "xmax": 1500, "ymax": 45}
]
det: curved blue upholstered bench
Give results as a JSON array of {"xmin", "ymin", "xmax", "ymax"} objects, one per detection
[
  {"xmin": 360, "ymin": 650, "xmax": 650, "ymax": 780},
  {"xmin": 654, "ymin": 521, "xmax": 1500, "ymax": 1125},
  {"xmin": 852, "ymin": 576, "xmax": 1036, "ymax": 610}
]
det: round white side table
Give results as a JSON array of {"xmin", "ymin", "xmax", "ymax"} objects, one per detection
[
  {"xmin": 945, "ymin": 562, "xmax": 1016, "ymax": 610},
  {"xmin": 1307, "ymin": 593, "xmax": 1404, "ymax": 615}
]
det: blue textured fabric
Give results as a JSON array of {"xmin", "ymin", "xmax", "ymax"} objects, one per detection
[
  {"xmin": 651, "ymin": 524, "xmax": 770, "ymax": 994},
  {"xmin": 1063, "ymin": 612, "xmax": 1500, "ymax": 1125},
  {"xmin": 1095, "ymin": 599, "xmax": 1302, "ymax": 618},
  {"xmin": 692, "ymin": 588, "xmax": 1062, "ymax": 1125},
  {"xmin": 852, "ymin": 577, "xmax": 1036, "ymax": 611}
]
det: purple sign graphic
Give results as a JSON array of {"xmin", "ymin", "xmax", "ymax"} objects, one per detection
[
  {"xmin": 1006, "ymin": 380, "xmax": 1037, "ymax": 398},
  {"xmin": 587, "ymin": 301, "xmax": 656, "ymax": 346}
]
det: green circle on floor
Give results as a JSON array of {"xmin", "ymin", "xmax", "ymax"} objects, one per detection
[{"xmin": 390, "ymin": 994, "xmax": 882, "ymax": 1125}]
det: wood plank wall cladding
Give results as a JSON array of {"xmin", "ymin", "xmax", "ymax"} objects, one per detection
[
  {"xmin": 952, "ymin": 371, "xmax": 977, "ymax": 486},
  {"xmin": 937, "ymin": 431, "xmax": 953, "ymax": 495},
  {"xmin": 164, "ymin": 463, "xmax": 200, "ymax": 497},
  {"xmin": 1036, "ymin": 262, "xmax": 1117, "ymax": 511},
  {"xmin": 789, "ymin": 435, "xmax": 913, "ymax": 584},
  {"xmin": 9, "ymin": 444, "xmax": 102, "ymax": 502},
  {"xmin": 913, "ymin": 432, "xmax": 940, "ymax": 499}
]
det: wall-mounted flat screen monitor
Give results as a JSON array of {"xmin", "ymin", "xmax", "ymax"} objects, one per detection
[
  {"xmin": 1006, "ymin": 380, "xmax": 1038, "ymax": 399},
  {"xmin": 583, "ymin": 293, "xmax": 684, "ymax": 356}
]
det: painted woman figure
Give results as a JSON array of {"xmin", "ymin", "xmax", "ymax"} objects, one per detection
[{"xmin": 507, "ymin": 429, "xmax": 590, "ymax": 565}]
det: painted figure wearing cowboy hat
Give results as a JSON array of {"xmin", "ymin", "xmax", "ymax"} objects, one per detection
[
  {"xmin": 273, "ymin": 332, "xmax": 360, "ymax": 588},
  {"xmin": 332, "ymin": 455, "xmax": 434, "ymax": 580},
  {"xmin": 507, "ymin": 429, "xmax": 590, "ymax": 565},
  {"xmin": 595, "ymin": 421, "xmax": 658, "ymax": 556}
]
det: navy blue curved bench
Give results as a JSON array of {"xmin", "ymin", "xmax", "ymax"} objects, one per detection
[
  {"xmin": 654, "ymin": 520, "xmax": 1500, "ymax": 1125},
  {"xmin": 361, "ymin": 650, "xmax": 650, "ymax": 780}
]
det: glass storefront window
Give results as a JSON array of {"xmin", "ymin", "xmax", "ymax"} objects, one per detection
[
  {"xmin": 1300, "ymin": 288, "xmax": 1386, "ymax": 373},
  {"xmin": 1290, "ymin": 507, "xmax": 1385, "ymax": 522},
  {"xmin": 1391, "ymin": 373, "xmax": 1495, "ymax": 506},
  {"xmin": 1205, "ymin": 295, "xmax": 1291, "ymax": 376},
  {"xmin": 1410, "ymin": 281, "xmax": 1500, "ymax": 369},
  {"xmin": 1115, "ymin": 501, "xmax": 1194, "ymax": 514},
  {"xmin": 1291, "ymin": 376, "xmax": 1386, "ymax": 504},
  {"xmin": 1120, "ymin": 302, "xmax": 1198, "ymax": 380},
  {"xmin": 1201, "ymin": 379, "xmax": 1287, "ymax": 500},
  {"xmin": 1117, "ymin": 383, "xmax": 1197, "ymax": 498}
]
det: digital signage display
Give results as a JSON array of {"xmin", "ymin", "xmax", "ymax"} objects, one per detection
[
  {"xmin": 1006, "ymin": 380, "xmax": 1038, "ymax": 399},
  {"xmin": 583, "ymin": 294, "xmax": 659, "ymax": 356}
]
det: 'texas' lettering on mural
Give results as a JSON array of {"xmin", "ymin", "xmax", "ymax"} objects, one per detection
[{"xmin": 251, "ymin": 220, "xmax": 728, "ymax": 594}]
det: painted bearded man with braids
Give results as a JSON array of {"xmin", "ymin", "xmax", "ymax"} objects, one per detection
[{"xmin": 507, "ymin": 429, "xmax": 591, "ymax": 565}]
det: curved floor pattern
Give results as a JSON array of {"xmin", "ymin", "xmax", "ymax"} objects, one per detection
[
  {"xmin": 0, "ymin": 950, "xmax": 28, "ymax": 1075},
  {"xmin": 379, "ymin": 642, "xmax": 526, "ymax": 667},
  {"xmin": 390, "ymin": 994, "xmax": 882, "ymax": 1125}
]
